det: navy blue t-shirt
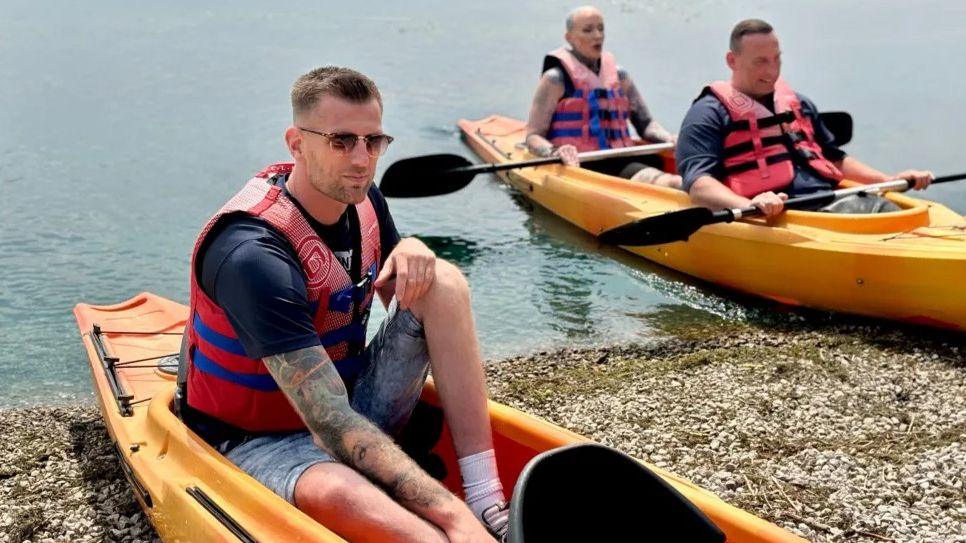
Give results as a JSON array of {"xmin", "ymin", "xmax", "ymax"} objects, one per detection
[
  {"xmin": 196, "ymin": 178, "xmax": 400, "ymax": 360},
  {"xmin": 676, "ymin": 90, "xmax": 847, "ymax": 195}
]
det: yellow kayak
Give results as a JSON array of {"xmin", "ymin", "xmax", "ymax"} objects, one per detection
[
  {"xmin": 459, "ymin": 115, "xmax": 966, "ymax": 331},
  {"xmin": 75, "ymin": 292, "xmax": 806, "ymax": 541}
]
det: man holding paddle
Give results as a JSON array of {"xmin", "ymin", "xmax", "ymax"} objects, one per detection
[
  {"xmin": 179, "ymin": 67, "xmax": 507, "ymax": 542},
  {"xmin": 677, "ymin": 19, "xmax": 933, "ymax": 217},
  {"xmin": 525, "ymin": 5, "xmax": 682, "ymax": 187}
]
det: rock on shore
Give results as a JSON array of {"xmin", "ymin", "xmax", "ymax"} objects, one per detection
[
  {"xmin": 0, "ymin": 406, "xmax": 155, "ymax": 543},
  {"xmin": 2, "ymin": 316, "xmax": 963, "ymax": 542},
  {"xmin": 485, "ymin": 316, "xmax": 965, "ymax": 543}
]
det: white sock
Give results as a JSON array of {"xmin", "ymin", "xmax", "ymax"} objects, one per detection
[{"xmin": 458, "ymin": 449, "xmax": 506, "ymax": 520}]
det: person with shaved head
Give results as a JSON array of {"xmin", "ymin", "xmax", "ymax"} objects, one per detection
[{"xmin": 526, "ymin": 5, "xmax": 681, "ymax": 188}]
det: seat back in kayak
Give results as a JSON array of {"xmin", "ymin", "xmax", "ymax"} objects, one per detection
[{"xmin": 508, "ymin": 443, "xmax": 725, "ymax": 542}]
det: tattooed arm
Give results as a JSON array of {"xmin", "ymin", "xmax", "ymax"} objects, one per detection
[
  {"xmin": 526, "ymin": 68, "xmax": 580, "ymax": 166},
  {"xmin": 525, "ymin": 68, "xmax": 566, "ymax": 157},
  {"xmin": 620, "ymin": 69, "xmax": 676, "ymax": 144},
  {"xmin": 263, "ymin": 346, "xmax": 488, "ymax": 539}
]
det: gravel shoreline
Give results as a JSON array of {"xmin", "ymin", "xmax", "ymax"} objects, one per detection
[{"xmin": 2, "ymin": 317, "xmax": 963, "ymax": 542}]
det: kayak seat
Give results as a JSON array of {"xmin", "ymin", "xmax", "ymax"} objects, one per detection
[
  {"xmin": 398, "ymin": 401, "xmax": 448, "ymax": 481},
  {"xmin": 507, "ymin": 443, "xmax": 725, "ymax": 543}
]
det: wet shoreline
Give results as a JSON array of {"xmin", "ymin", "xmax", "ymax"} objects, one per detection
[{"xmin": 2, "ymin": 318, "xmax": 963, "ymax": 542}]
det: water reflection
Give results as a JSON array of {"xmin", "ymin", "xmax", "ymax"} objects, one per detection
[{"xmin": 419, "ymin": 235, "xmax": 482, "ymax": 268}]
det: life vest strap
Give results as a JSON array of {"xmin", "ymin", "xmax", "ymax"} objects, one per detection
[
  {"xmin": 722, "ymin": 135, "xmax": 789, "ymax": 158},
  {"xmin": 725, "ymin": 110, "xmax": 796, "ymax": 134},
  {"xmin": 723, "ymin": 152, "xmax": 793, "ymax": 175},
  {"xmin": 192, "ymin": 313, "xmax": 247, "ymax": 357},
  {"xmin": 193, "ymin": 349, "xmax": 279, "ymax": 392}
]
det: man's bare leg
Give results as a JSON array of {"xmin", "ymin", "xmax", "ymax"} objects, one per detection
[
  {"xmin": 409, "ymin": 260, "xmax": 492, "ymax": 457},
  {"xmin": 406, "ymin": 259, "xmax": 509, "ymax": 539},
  {"xmin": 294, "ymin": 462, "xmax": 448, "ymax": 543}
]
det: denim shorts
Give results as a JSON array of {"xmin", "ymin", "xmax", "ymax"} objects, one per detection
[{"xmin": 224, "ymin": 299, "xmax": 430, "ymax": 503}]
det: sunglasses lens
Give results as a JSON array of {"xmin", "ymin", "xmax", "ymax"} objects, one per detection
[
  {"xmin": 365, "ymin": 135, "xmax": 392, "ymax": 157},
  {"xmin": 332, "ymin": 135, "xmax": 358, "ymax": 152}
]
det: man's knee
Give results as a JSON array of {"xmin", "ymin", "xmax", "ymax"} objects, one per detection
[
  {"xmin": 432, "ymin": 259, "xmax": 469, "ymax": 296},
  {"xmin": 423, "ymin": 259, "xmax": 470, "ymax": 307},
  {"xmin": 293, "ymin": 462, "xmax": 363, "ymax": 512},
  {"xmin": 408, "ymin": 259, "xmax": 470, "ymax": 321}
]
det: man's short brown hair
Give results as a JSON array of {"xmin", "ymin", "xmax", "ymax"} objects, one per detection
[
  {"xmin": 729, "ymin": 19, "xmax": 774, "ymax": 53},
  {"xmin": 290, "ymin": 66, "xmax": 382, "ymax": 120}
]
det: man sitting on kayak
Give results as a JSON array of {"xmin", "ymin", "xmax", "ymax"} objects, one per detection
[
  {"xmin": 525, "ymin": 5, "xmax": 682, "ymax": 188},
  {"xmin": 676, "ymin": 18, "xmax": 933, "ymax": 217},
  {"xmin": 178, "ymin": 67, "xmax": 507, "ymax": 542}
]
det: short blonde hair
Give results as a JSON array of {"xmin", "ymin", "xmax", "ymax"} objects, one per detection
[{"xmin": 290, "ymin": 66, "xmax": 382, "ymax": 121}]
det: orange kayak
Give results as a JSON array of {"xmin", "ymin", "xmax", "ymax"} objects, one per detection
[
  {"xmin": 459, "ymin": 115, "xmax": 966, "ymax": 331},
  {"xmin": 75, "ymin": 292, "xmax": 806, "ymax": 541}
]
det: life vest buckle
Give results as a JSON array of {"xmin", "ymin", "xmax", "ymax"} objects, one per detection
[{"xmin": 353, "ymin": 271, "xmax": 373, "ymax": 303}]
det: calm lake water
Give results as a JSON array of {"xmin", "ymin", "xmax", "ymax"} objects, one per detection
[{"xmin": 2, "ymin": 1, "xmax": 964, "ymax": 406}]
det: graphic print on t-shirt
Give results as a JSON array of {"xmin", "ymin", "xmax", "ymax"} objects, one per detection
[{"xmin": 333, "ymin": 250, "xmax": 352, "ymax": 273}]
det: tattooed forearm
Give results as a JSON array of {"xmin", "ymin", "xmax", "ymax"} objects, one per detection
[
  {"xmin": 526, "ymin": 69, "xmax": 565, "ymax": 155},
  {"xmin": 643, "ymin": 120, "xmax": 674, "ymax": 143},
  {"xmin": 621, "ymin": 74, "xmax": 675, "ymax": 143},
  {"xmin": 623, "ymin": 74, "xmax": 655, "ymax": 138},
  {"xmin": 263, "ymin": 347, "xmax": 456, "ymax": 517}
]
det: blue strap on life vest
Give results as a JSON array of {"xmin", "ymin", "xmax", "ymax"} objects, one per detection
[
  {"xmin": 192, "ymin": 313, "xmax": 247, "ymax": 357},
  {"xmin": 193, "ymin": 348, "xmax": 280, "ymax": 392},
  {"xmin": 587, "ymin": 91, "xmax": 609, "ymax": 150},
  {"xmin": 193, "ymin": 347, "xmax": 368, "ymax": 393},
  {"xmin": 551, "ymin": 112, "xmax": 584, "ymax": 122}
]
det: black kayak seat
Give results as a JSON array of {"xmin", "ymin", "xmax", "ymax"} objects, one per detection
[
  {"xmin": 508, "ymin": 443, "xmax": 725, "ymax": 543},
  {"xmin": 818, "ymin": 111, "xmax": 853, "ymax": 146}
]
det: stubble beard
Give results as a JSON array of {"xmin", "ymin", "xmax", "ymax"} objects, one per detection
[{"xmin": 310, "ymin": 168, "xmax": 373, "ymax": 205}]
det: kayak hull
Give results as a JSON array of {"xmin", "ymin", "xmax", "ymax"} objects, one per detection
[
  {"xmin": 75, "ymin": 292, "xmax": 805, "ymax": 542},
  {"xmin": 459, "ymin": 115, "xmax": 966, "ymax": 331}
]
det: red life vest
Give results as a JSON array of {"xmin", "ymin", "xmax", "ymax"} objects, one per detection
[
  {"xmin": 544, "ymin": 47, "xmax": 633, "ymax": 152},
  {"xmin": 184, "ymin": 163, "xmax": 381, "ymax": 432},
  {"xmin": 705, "ymin": 78, "xmax": 843, "ymax": 197}
]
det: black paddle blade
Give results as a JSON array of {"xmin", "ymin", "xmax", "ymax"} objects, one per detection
[
  {"xmin": 508, "ymin": 443, "xmax": 725, "ymax": 543},
  {"xmin": 379, "ymin": 154, "xmax": 475, "ymax": 198},
  {"xmin": 818, "ymin": 111, "xmax": 853, "ymax": 146},
  {"xmin": 598, "ymin": 207, "xmax": 715, "ymax": 246}
]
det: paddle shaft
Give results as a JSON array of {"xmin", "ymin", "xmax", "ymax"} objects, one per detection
[
  {"xmin": 455, "ymin": 142, "xmax": 675, "ymax": 176},
  {"xmin": 713, "ymin": 173, "xmax": 966, "ymax": 224}
]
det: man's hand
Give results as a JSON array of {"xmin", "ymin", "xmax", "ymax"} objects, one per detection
[
  {"xmin": 894, "ymin": 169, "xmax": 934, "ymax": 190},
  {"xmin": 374, "ymin": 237, "xmax": 437, "ymax": 310},
  {"xmin": 441, "ymin": 510, "xmax": 500, "ymax": 543},
  {"xmin": 749, "ymin": 191, "xmax": 789, "ymax": 218},
  {"xmin": 552, "ymin": 144, "xmax": 580, "ymax": 167}
]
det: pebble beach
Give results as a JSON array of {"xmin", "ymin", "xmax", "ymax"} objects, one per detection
[{"xmin": 1, "ymin": 316, "xmax": 963, "ymax": 543}]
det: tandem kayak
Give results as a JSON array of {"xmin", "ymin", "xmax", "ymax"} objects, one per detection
[
  {"xmin": 458, "ymin": 115, "xmax": 966, "ymax": 331},
  {"xmin": 74, "ymin": 292, "xmax": 805, "ymax": 542}
]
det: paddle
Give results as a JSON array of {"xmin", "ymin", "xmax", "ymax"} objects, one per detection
[
  {"xmin": 507, "ymin": 443, "xmax": 725, "ymax": 542},
  {"xmin": 379, "ymin": 142, "xmax": 674, "ymax": 198},
  {"xmin": 598, "ymin": 173, "xmax": 966, "ymax": 247}
]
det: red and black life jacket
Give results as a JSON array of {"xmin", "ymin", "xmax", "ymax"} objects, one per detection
[
  {"xmin": 544, "ymin": 47, "xmax": 633, "ymax": 152},
  {"xmin": 184, "ymin": 163, "xmax": 381, "ymax": 432},
  {"xmin": 704, "ymin": 78, "xmax": 843, "ymax": 197}
]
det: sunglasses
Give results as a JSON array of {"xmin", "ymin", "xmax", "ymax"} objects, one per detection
[{"xmin": 297, "ymin": 127, "xmax": 394, "ymax": 157}]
